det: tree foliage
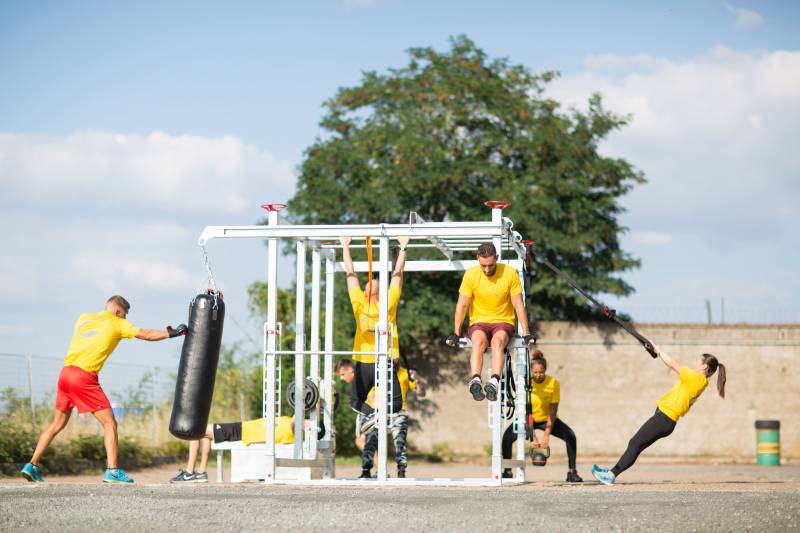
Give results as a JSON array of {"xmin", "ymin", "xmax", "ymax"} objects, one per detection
[{"xmin": 288, "ymin": 35, "xmax": 643, "ymax": 330}]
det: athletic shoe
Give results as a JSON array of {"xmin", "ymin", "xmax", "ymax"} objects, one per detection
[
  {"xmin": 591, "ymin": 464, "xmax": 615, "ymax": 485},
  {"xmin": 20, "ymin": 462, "xmax": 43, "ymax": 483},
  {"xmin": 397, "ymin": 465, "xmax": 406, "ymax": 478},
  {"xmin": 566, "ymin": 469, "xmax": 583, "ymax": 483},
  {"xmin": 192, "ymin": 471, "xmax": 209, "ymax": 483},
  {"xmin": 358, "ymin": 413, "xmax": 376, "ymax": 435},
  {"xmin": 484, "ymin": 380, "xmax": 498, "ymax": 402},
  {"xmin": 169, "ymin": 469, "xmax": 195, "ymax": 483},
  {"xmin": 359, "ymin": 468, "xmax": 371, "ymax": 479},
  {"xmin": 468, "ymin": 379, "xmax": 485, "ymax": 401},
  {"xmin": 501, "ymin": 469, "xmax": 513, "ymax": 479},
  {"xmin": 103, "ymin": 468, "xmax": 134, "ymax": 484}
]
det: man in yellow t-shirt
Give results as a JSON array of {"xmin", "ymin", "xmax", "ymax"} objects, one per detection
[
  {"xmin": 172, "ymin": 415, "xmax": 301, "ymax": 483},
  {"xmin": 340, "ymin": 235, "xmax": 410, "ymax": 437},
  {"xmin": 21, "ymin": 295, "xmax": 186, "ymax": 485},
  {"xmin": 360, "ymin": 364, "xmax": 425, "ymax": 478},
  {"xmin": 447, "ymin": 242, "xmax": 535, "ymax": 402}
]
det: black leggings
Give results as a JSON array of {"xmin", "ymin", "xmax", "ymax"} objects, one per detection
[
  {"xmin": 612, "ymin": 408, "xmax": 676, "ymax": 477},
  {"xmin": 502, "ymin": 418, "xmax": 578, "ymax": 470},
  {"xmin": 350, "ymin": 361, "xmax": 403, "ymax": 415}
]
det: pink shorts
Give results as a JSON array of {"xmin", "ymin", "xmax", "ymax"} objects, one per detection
[{"xmin": 467, "ymin": 322, "xmax": 516, "ymax": 342}]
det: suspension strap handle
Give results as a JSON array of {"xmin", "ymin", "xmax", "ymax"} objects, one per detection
[{"xmin": 523, "ymin": 240, "xmax": 657, "ymax": 359}]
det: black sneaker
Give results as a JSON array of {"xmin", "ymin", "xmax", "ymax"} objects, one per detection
[
  {"xmin": 359, "ymin": 468, "xmax": 371, "ymax": 479},
  {"xmin": 502, "ymin": 469, "xmax": 513, "ymax": 479},
  {"xmin": 484, "ymin": 380, "xmax": 498, "ymax": 402},
  {"xmin": 469, "ymin": 379, "xmax": 485, "ymax": 401},
  {"xmin": 566, "ymin": 469, "xmax": 583, "ymax": 483},
  {"xmin": 397, "ymin": 466, "xmax": 406, "ymax": 478},
  {"xmin": 169, "ymin": 469, "xmax": 194, "ymax": 483},
  {"xmin": 192, "ymin": 471, "xmax": 209, "ymax": 483}
]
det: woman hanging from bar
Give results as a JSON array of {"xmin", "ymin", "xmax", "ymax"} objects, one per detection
[{"xmin": 339, "ymin": 235, "xmax": 410, "ymax": 439}]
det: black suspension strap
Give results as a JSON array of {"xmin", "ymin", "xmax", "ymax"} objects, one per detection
[{"xmin": 524, "ymin": 241, "xmax": 657, "ymax": 359}]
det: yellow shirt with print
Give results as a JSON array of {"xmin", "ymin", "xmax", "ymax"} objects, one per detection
[
  {"xmin": 365, "ymin": 365, "xmax": 417, "ymax": 411},
  {"xmin": 63, "ymin": 310, "xmax": 140, "ymax": 373},
  {"xmin": 458, "ymin": 263, "xmax": 522, "ymax": 326},
  {"xmin": 241, "ymin": 416, "xmax": 295, "ymax": 446},
  {"xmin": 349, "ymin": 284, "xmax": 401, "ymax": 363},
  {"xmin": 656, "ymin": 367, "xmax": 708, "ymax": 422},
  {"xmin": 530, "ymin": 375, "xmax": 560, "ymax": 423}
]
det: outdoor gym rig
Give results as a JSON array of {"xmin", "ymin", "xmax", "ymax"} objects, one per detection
[{"xmin": 198, "ymin": 201, "xmax": 656, "ymax": 486}]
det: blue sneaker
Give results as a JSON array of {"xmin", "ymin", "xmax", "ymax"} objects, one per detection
[
  {"xmin": 103, "ymin": 468, "xmax": 134, "ymax": 484},
  {"xmin": 591, "ymin": 464, "xmax": 616, "ymax": 485},
  {"xmin": 20, "ymin": 462, "xmax": 43, "ymax": 483}
]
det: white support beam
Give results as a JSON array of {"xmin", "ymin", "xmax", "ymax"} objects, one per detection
[
  {"xmin": 263, "ymin": 210, "xmax": 279, "ymax": 484},
  {"xmin": 409, "ymin": 212, "xmax": 453, "ymax": 260},
  {"xmin": 198, "ymin": 221, "xmax": 502, "ymax": 244},
  {"xmin": 309, "ymin": 245, "xmax": 321, "ymax": 459},
  {"xmin": 293, "ymin": 241, "xmax": 306, "ymax": 460},
  {"xmin": 335, "ymin": 259, "xmax": 523, "ymax": 273},
  {"xmin": 376, "ymin": 236, "xmax": 390, "ymax": 481}
]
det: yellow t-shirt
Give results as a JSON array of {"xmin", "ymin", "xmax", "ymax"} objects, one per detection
[
  {"xmin": 241, "ymin": 416, "xmax": 295, "ymax": 446},
  {"xmin": 349, "ymin": 284, "xmax": 401, "ymax": 362},
  {"xmin": 458, "ymin": 263, "xmax": 522, "ymax": 325},
  {"xmin": 63, "ymin": 310, "xmax": 140, "ymax": 373},
  {"xmin": 366, "ymin": 365, "xmax": 417, "ymax": 411},
  {"xmin": 530, "ymin": 375, "xmax": 560, "ymax": 423},
  {"xmin": 656, "ymin": 367, "xmax": 709, "ymax": 422}
]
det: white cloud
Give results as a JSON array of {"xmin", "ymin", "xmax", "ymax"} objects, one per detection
[
  {"xmin": 72, "ymin": 253, "xmax": 193, "ymax": 293},
  {"xmin": 0, "ymin": 131, "xmax": 296, "ymax": 218},
  {"xmin": 723, "ymin": 2, "xmax": 763, "ymax": 28},
  {"xmin": 0, "ymin": 324, "xmax": 35, "ymax": 336},
  {"xmin": 549, "ymin": 47, "xmax": 800, "ymax": 247},
  {"xmin": 630, "ymin": 230, "xmax": 673, "ymax": 246}
]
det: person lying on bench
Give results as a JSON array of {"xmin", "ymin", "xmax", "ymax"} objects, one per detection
[{"xmin": 169, "ymin": 415, "xmax": 308, "ymax": 483}]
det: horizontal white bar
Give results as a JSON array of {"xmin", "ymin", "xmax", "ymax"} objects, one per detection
[
  {"xmin": 198, "ymin": 222, "xmax": 502, "ymax": 244},
  {"xmin": 267, "ymin": 477, "xmax": 506, "ymax": 487},
  {"xmin": 335, "ymin": 259, "xmax": 523, "ymax": 273}
]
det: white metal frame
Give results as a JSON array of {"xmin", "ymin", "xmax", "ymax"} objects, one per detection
[{"xmin": 199, "ymin": 204, "xmax": 531, "ymax": 486}]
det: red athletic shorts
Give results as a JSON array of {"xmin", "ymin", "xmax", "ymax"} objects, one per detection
[
  {"xmin": 55, "ymin": 365, "xmax": 111, "ymax": 413},
  {"xmin": 467, "ymin": 322, "xmax": 517, "ymax": 342}
]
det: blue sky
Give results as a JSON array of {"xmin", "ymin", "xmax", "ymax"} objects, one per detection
[{"xmin": 1, "ymin": 0, "xmax": 798, "ymax": 378}]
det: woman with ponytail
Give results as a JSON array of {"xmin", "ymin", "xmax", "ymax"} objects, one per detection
[{"xmin": 592, "ymin": 347, "xmax": 726, "ymax": 485}]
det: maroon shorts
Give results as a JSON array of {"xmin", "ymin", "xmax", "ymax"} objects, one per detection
[
  {"xmin": 467, "ymin": 322, "xmax": 517, "ymax": 342},
  {"xmin": 55, "ymin": 365, "xmax": 112, "ymax": 413}
]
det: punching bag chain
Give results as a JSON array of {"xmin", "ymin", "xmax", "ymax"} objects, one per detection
[{"xmin": 201, "ymin": 245, "xmax": 218, "ymax": 294}]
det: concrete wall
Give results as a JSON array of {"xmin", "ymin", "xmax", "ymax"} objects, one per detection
[{"xmin": 406, "ymin": 322, "xmax": 800, "ymax": 461}]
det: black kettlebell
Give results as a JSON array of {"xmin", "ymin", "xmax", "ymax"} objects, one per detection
[{"xmin": 530, "ymin": 446, "xmax": 550, "ymax": 467}]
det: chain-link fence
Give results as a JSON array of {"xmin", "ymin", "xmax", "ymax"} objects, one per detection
[{"xmin": 0, "ymin": 352, "xmax": 177, "ymax": 450}]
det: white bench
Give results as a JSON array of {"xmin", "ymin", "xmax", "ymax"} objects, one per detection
[{"xmin": 211, "ymin": 440, "xmax": 332, "ymax": 483}]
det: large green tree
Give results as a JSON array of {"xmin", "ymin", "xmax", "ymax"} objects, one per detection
[{"xmin": 289, "ymin": 36, "xmax": 642, "ymax": 327}]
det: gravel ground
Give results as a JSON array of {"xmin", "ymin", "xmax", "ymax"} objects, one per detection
[{"xmin": 2, "ymin": 463, "xmax": 799, "ymax": 532}]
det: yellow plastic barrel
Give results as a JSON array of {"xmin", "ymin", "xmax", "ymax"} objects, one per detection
[{"xmin": 755, "ymin": 420, "xmax": 780, "ymax": 466}]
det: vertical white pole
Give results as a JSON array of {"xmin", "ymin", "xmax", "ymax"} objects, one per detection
[
  {"xmin": 376, "ymin": 235, "xmax": 390, "ymax": 481},
  {"xmin": 324, "ymin": 251, "xmax": 335, "ymax": 477},
  {"xmin": 309, "ymin": 245, "xmax": 321, "ymax": 457},
  {"xmin": 264, "ymin": 209, "xmax": 279, "ymax": 483},
  {"xmin": 515, "ymin": 268, "xmax": 527, "ymax": 482},
  {"xmin": 490, "ymin": 206, "xmax": 503, "ymax": 481},
  {"xmin": 294, "ymin": 240, "xmax": 307, "ymax": 459}
]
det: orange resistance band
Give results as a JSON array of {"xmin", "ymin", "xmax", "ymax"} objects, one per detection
[{"xmin": 365, "ymin": 236, "xmax": 373, "ymax": 305}]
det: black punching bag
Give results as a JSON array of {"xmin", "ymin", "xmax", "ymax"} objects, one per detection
[{"xmin": 169, "ymin": 292, "xmax": 225, "ymax": 440}]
